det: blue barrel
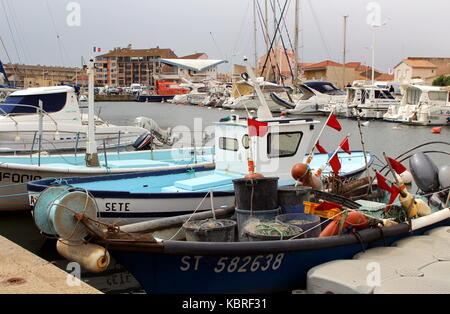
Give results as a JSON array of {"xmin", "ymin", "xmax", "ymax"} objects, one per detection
[
  {"xmin": 33, "ymin": 186, "xmax": 98, "ymax": 241},
  {"xmin": 277, "ymin": 186, "xmax": 312, "ymax": 214}
]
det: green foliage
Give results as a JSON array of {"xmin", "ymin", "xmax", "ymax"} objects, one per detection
[{"xmin": 432, "ymin": 75, "xmax": 450, "ymax": 86}]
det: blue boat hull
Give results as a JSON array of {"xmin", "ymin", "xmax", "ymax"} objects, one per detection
[{"xmin": 107, "ymin": 217, "xmax": 450, "ymax": 294}]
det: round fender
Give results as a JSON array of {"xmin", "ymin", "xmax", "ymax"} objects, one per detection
[{"xmin": 409, "ymin": 152, "xmax": 439, "ymax": 193}]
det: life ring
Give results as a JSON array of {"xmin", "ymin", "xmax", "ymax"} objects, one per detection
[{"xmin": 319, "ymin": 211, "xmax": 367, "ymax": 237}]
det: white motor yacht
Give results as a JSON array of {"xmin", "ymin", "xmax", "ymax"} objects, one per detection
[
  {"xmin": 383, "ymin": 84, "xmax": 450, "ymax": 126},
  {"xmin": 0, "ymin": 85, "xmax": 148, "ymax": 153}
]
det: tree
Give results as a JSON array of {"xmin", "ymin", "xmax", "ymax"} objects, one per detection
[{"xmin": 432, "ymin": 75, "xmax": 450, "ymax": 86}]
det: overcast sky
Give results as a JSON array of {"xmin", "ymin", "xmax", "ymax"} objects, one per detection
[{"xmin": 1, "ymin": 0, "xmax": 449, "ymax": 73}]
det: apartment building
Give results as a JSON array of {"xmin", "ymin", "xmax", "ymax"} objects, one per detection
[
  {"xmin": 3, "ymin": 63, "xmax": 81, "ymax": 88},
  {"xmin": 94, "ymin": 45, "xmax": 177, "ymax": 87}
]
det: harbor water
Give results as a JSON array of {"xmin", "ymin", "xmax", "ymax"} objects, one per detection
[{"xmin": 0, "ymin": 101, "xmax": 448, "ymax": 293}]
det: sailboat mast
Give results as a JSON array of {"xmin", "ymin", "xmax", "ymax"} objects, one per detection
[
  {"xmin": 85, "ymin": 60, "xmax": 99, "ymax": 167},
  {"xmin": 265, "ymin": 0, "xmax": 269, "ymax": 52},
  {"xmin": 342, "ymin": 15, "xmax": 348, "ymax": 89},
  {"xmin": 253, "ymin": 0, "xmax": 258, "ymax": 70},
  {"xmin": 294, "ymin": 0, "xmax": 299, "ymax": 89}
]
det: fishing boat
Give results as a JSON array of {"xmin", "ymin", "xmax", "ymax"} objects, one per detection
[
  {"xmin": 32, "ymin": 148, "xmax": 450, "ymax": 294},
  {"xmin": 383, "ymin": 84, "xmax": 450, "ymax": 126},
  {"xmin": 340, "ymin": 84, "xmax": 399, "ymax": 119},
  {"xmin": 27, "ymin": 148, "xmax": 371, "ymax": 225},
  {"xmin": 0, "ymin": 85, "xmax": 148, "ymax": 153},
  {"xmin": 274, "ymin": 82, "xmax": 347, "ymax": 115}
]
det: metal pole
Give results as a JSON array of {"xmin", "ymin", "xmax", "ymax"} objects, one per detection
[
  {"xmin": 264, "ymin": 0, "xmax": 269, "ymax": 52},
  {"xmin": 371, "ymin": 29, "xmax": 375, "ymax": 85},
  {"xmin": 74, "ymin": 132, "xmax": 80, "ymax": 158},
  {"xmin": 253, "ymin": 0, "xmax": 258, "ymax": 70},
  {"xmin": 38, "ymin": 100, "xmax": 43, "ymax": 167},
  {"xmin": 30, "ymin": 131, "xmax": 37, "ymax": 160},
  {"xmin": 117, "ymin": 131, "xmax": 121, "ymax": 155},
  {"xmin": 103, "ymin": 138, "xmax": 108, "ymax": 168},
  {"xmin": 342, "ymin": 15, "xmax": 348, "ymax": 89},
  {"xmin": 294, "ymin": 0, "xmax": 300, "ymax": 89},
  {"xmin": 85, "ymin": 59, "xmax": 100, "ymax": 167}
]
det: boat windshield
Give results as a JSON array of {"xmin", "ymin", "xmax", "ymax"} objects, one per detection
[
  {"xmin": 305, "ymin": 82, "xmax": 345, "ymax": 95},
  {"xmin": 374, "ymin": 90, "xmax": 395, "ymax": 99},
  {"xmin": 0, "ymin": 92, "xmax": 67, "ymax": 115}
]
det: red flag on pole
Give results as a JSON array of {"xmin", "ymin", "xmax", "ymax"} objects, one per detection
[
  {"xmin": 376, "ymin": 172, "xmax": 400, "ymax": 212},
  {"xmin": 248, "ymin": 119, "xmax": 268, "ymax": 137},
  {"xmin": 376, "ymin": 172, "xmax": 392, "ymax": 192},
  {"xmin": 339, "ymin": 136, "xmax": 351, "ymax": 154},
  {"xmin": 315, "ymin": 141, "xmax": 328, "ymax": 154},
  {"xmin": 329, "ymin": 154, "xmax": 341, "ymax": 174},
  {"xmin": 387, "ymin": 157, "xmax": 407, "ymax": 174},
  {"xmin": 326, "ymin": 113, "xmax": 342, "ymax": 131}
]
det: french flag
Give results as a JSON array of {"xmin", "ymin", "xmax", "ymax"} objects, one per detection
[{"xmin": 93, "ymin": 47, "xmax": 102, "ymax": 53}]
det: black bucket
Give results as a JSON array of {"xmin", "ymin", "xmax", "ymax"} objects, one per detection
[
  {"xmin": 277, "ymin": 186, "xmax": 312, "ymax": 214},
  {"xmin": 182, "ymin": 219, "xmax": 236, "ymax": 242},
  {"xmin": 233, "ymin": 177, "xmax": 279, "ymax": 211}
]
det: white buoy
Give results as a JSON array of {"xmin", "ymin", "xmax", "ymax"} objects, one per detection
[
  {"xmin": 400, "ymin": 170, "xmax": 413, "ymax": 185},
  {"xmin": 56, "ymin": 240, "xmax": 110, "ymax": 273}
]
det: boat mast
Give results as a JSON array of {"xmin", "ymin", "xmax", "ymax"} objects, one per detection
[
  {"xmin": 253, "ymin": 0, "xmax": 258, "ymax": 70},
  {"xmin": 85, "ymin": 59, "xmax": 99, "ymax": 167},
  {"xmin": 342, "ymin": 15, "xmax": 348, "ymax": 89},
  {"xmin": 293, "ymin": 0, "xmax": 299, "ymax": 91},
  {"xmin": 265, "ymin": 0, "xmax": 269, "ymax": 52}
]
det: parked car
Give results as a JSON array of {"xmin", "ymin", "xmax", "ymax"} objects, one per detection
[{"xmin": 106, "ymin": 86, "xmax": 119, "ymax": 95}]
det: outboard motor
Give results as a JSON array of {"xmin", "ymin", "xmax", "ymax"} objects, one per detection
[
  {"xmin": 134, "ymin": 117, "xmax": 179, "ymax": 146},
  {"xmin": 133, "ymin": 132, "xmax": 154, "ymax": 151},
  {"xmin": 409, "ymin": 152, "xmax": 440, "ymax": 193}
]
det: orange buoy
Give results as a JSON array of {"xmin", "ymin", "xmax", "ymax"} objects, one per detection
[
  {"xmin": 431, "ymin": 127, "xmax": 442, "ymax": 134},
  {"xmin": 291, "ymin": 163, "xmax": 310, "ymax": 181},
  {"xmin": 319, "ymin": 211, "xmax": 368, "ymax": 237}
]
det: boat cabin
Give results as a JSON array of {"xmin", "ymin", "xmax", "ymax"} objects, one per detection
[
  {"xmin": 1, "ymin": 86, "xmax": 82, "ymax": 124},
  {"xmin": 214, "ymin": 114, "xmax": 319, "ymax": 182},
  {"xmin": 401, "ymin": 85, "xmax": 450, "ymax": 107},
  {"xmin": 346, "ymin": 85, "xmax": 396, "ymax": 106}
]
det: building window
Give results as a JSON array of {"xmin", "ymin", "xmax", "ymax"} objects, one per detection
[{"xmin": 267, "ymin": 132, "xmax": 303, "ymax": 158}]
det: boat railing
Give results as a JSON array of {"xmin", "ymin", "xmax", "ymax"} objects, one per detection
[{"xmin": 0, "ymin": 103, "xmax": 60, "ymax": 133}]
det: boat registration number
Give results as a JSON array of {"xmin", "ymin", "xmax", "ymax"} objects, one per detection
[{"xmin": 180, "ymin": 254, "xmax": 285, "ymax": 273}]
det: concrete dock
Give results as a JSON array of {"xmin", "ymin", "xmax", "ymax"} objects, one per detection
[{"xmin": 0, "ymin": 236, "xmax": 102, "ymax": 294}]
